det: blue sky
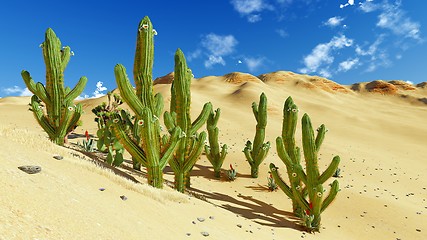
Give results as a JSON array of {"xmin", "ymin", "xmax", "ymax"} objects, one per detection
[{"xmin": 1, "ymin": 0, "xmax": 426, "ymax": 98}]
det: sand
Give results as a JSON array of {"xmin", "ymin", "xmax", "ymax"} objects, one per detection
[{"xmin": 0, "ymin": 71, "xmax": 426, "ymax": 239}]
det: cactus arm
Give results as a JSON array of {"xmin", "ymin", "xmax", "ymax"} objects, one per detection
[
  {"xmin": 30, "ymin": 96, "xmax": 55, "ymax": 137},
  {"xmin": 183, "ymin": 132, "xmax": 206, "ymax": 172},
  {"xmin": 276, "ymin": 137, "xmax": 293, "ymax": 168},
  {"xmin": 115, "ymin": 64, "xmax": 144, "ymax": 116},
  {"xmin": 22, "ymin": 71, "xmax": 51, "ymax": 106},
  {"xmin": 318, "ymin": 156, "xmax": 340, "ymax": 184},
  {"xmin": 163, "ymin": 111, "xmax": 176, "ymax": 132},
  {"xmin": 269, "ymin": 163, "xmax": 293, "ymax": 198},
  {"xmin": 65, "ymin": 103, "xmax": 83, "ymax": 135},
  {"xmin": 60, "ymin": 46, "xmax": 71, "ymax": 71},
  {"xmin": 110, "ymin": 115, "xmax": 147, "ymax": 166},
  {"xmin": 321, "ymin": 180, "xmax": 339, "ymax": 213},
  {"xmin": 153, "ymin": 93, "xmax": 164, "ymax": 118},
  {"xmin": 302, "ymin": 113, "xmax": 320, "ymax": 181},
  {"xmin": 159, "ymin": 126, "xmax": 182, "ymax": 170},
  {"xmin": 315, "ymin": 124, "xmax": 326, "ymax": 151},
  {"xmin": 189, "ymin": 102, "xmax": 212, "ymax": 136},
  {"xmin": 65, "ymin": 76, "xmax": 88, "ymax": 102},
  {"xmin": 243, "ymin": 141, "xmax": 254, "ymax": 164}
]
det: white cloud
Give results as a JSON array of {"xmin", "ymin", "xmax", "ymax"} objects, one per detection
[
  {"xmin": 230, "ymin": 0, "xmax": 274, "ymax": 22},
  {"xmin": 205, "ymin": 55, "xmax": 226, "ymax": 68},
  {"xmin": 377, "ymin": 5, "xmax": 421, "ymax": 40},
  {"xmin": 324, "ymin": 16, "xmax": 345, "ymax": 28},
  {"xmin": 355, "ymin": 35, "xmax": 384, "ymax": 56},
  {"xmin": 340, "ymin": 0, "xmax": 355, "ymax": 9},
  {"xmin": 405, "ymin": 80, "xmax": 413, "ymax": 85},
  {"xmin": 2, "ymin": 86, "xmax": 32, "ymax": 96},
  {"xmin": 199, "ymin": 33, "xmax": 238, "ymax": 68},
  {"xmin": 299, "ymin": 35, "xmax": 354, "ymax": 76},
  {"xmin": 338, "ymin": 58, "xmax": 360, "ymax": 72},
  {"xmin": 276, "ymin": 29, "xmax": 288, "ymax": 38},
  {"xmin": 187, "ymin": 49, "xmax": 202, "ymax": 61},
  {"xmin": 92, "ymin": 81, "xmax": 107, "ymax": 98},
  {"xmin": 359, "ymin": 0, "xmax": 378, "ymax": 13},
  {"xmin": 244, "ymin": 57, "xmax": 264, "ymax": 72}
]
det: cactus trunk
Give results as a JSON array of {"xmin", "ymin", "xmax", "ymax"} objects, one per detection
[{"xmin": 147, "ymin": 165, "xmax": 163, "ymax": 188}]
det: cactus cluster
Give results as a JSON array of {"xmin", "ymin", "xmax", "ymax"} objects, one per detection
[
  {"xmin": 269, "ymin": 96, "xmax": 340, "ymax": 232},
  {"xmin": 92, "ymin": 92, "xmax": 127, "ymax": 166},
  {"xmin": 164, "ymin": 49, "xmax": 212, "ymax": 192},
  {"xmin": 243, "ymin": 92, "xmax": 271, "ymax": 178},
  {"xmin": 22, "ymin": 28, "xmax": 87, "ymax": 146},
  {"xmin": 204, "ymin": 108, "xmax": 228, "ymax": 178}
]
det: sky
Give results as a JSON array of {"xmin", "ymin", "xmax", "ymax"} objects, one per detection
[{"xmin": 0, "ymin": 0, "xmax": 426, "ymax": 98}]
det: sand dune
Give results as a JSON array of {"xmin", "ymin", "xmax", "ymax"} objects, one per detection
[{"xmin": 0, "ymin": 71, "xmax": 426, "ymax": 239}]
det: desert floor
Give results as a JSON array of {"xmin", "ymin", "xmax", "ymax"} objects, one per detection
[{"xmin": 1, "ymin": 71, "xmax": 426, "ymax": 239}]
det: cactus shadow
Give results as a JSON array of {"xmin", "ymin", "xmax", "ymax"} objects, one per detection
[
  {"xmin": 246, "ymin": 184, "xmax": 272, "ymax": 192},
  {"xmin": 189, "ymin": 188, "xmax": 303, "ymax": 230},
  {"xmin": 189, "ymin": 164, "xmax": 252, "ymax": 181}
]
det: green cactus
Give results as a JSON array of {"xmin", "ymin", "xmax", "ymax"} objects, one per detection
[
  {"xmin": 21, "ymin": 28, "xmax": 87, "ymax": 146},
  {"xmin": 111, "ymin": 107, "xmax": 182, "ymax": 188},
  {"xmin": 270, "ymin": 96, "xmax": 305, "ymax": 217},
  {"xmin": 114, "ymin": 16, "xmax": 163, "ymax": 170},
  {"xmin": 269, "ymin": 97, "xmax": 340, "ymax": 232},
  {"xmin": 164, "ymin": 49, "xmax": 212, "ymax": 192},
  {"xmin": 243, "ymin": 92, "xmax": 271, "ymax": 178},
  {"xmin": 204, "ymin": 108, "xmax": 228, "ymax": 178},
  {"xmin": 92, "ymin": 92, "xmax": 126, "ymax": 167}
]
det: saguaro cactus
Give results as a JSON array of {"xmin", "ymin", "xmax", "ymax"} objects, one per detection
[
  {"xmin": 269, "ymin": 97, "xmax": 340, "ymax": 232},
  {"xmin": 164, "ymin": 49, "xmax": 212, "ymax": 192},
  {"xmin": 243, "ymin": 92, "xmax": 271, "ymax": 178},
  {"xmin": 271, "ymin": 97, "xmax": 304, "ymax": 217},
  {"xmin": 21, "ymin": 28, "xmax": 87, "ymax": 146},
  {"xmin": 204, "ymin": 108, "xmax": 228, "ymax": 178},
  {"xmin": 115, "ymin": 16, "xmax": 163, "ymax": 170}
]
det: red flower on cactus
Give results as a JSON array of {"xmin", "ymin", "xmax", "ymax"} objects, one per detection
[
  {"xmin": 85, "ymin": 130, "xmax": 90, "ymax": 140},
  {"xmin": 306, "ymin": 202, "xmax": 313, "ymax": 215},
  {"xmin": 230, "ymin": 164, "xmax": 234, "ymax": 170}
]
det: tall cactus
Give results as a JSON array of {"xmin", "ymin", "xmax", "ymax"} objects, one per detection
[
  {"xmin": 204, "ymin": 108, "xmax": 228, "ymax": 178},
  {"xmin": 270, "ymin": 97, "xmax": 304, "ymax": 217},
  {"xmin": 243, "ymin": 92, "xmax": 271, "ymax": 178},
  {"xmin": 269, "ymin": 97, "xmax": 340, "ymax": 232},
  {"xmin": 21, "ymin": 28, "xmax": 87, "ymax": 146},
  {"xmin": 164, "ymin": 49, "xmax": 212, "ymax": 193},
  {"xmin": 115, "ymin": 16, "xmax": 163, "ymax": 170}
]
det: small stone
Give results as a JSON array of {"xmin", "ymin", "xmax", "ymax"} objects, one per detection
[
  {"xmin": 197, "ymin": 217, "xmax": 205, "ymax": 222},
  {"xmin": 186, "ymin": 233, "xmax": 191, "ymax": 236},
  {"xmin": 192, "ymin": 221, "xmax": 196, "ymax": 224},
  {"xmin": 120, "ymin": 195, "xmax": 127, "ymax": 201},
  {"xmin": 209, "ymin": 216, "xmax": 215, "ymax": 220},
  {"xmin": 201, "ymin": 231, "xmax": 209, "ymax": 237},
  {"xmin": 237, "ymin": 224, "xmax": 242, "ymax": 228},
  {"xmin": 99, "ymin": 188, "xmax": 106, "ymax": 191},
  {"xmin": 416, "ymin": 229, "xmax": 421, "ymax": 232},
  {"xmin": 18, "ymin": 165, "xmax": 41, "ymax": 174},
  {"xmin": 53, "ymin": 155, "xmax": 63, "ymax": 160}
]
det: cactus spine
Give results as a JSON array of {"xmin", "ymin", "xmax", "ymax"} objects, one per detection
[
  {"xmin": 270, "ymin": 97, "xmax": 340, "ymax": 232},
  {"xmin": 22, "ymin": 28, "xmax": 87, "ymax": 146},
  {"xmin": 115, "ymin": 16, "xmax": 164, "ymax": 170},
  {"xmin": 204, "ymin": 108, "xmax": 228, "ymax": 178},
  {"xmin": 243, "ymin": 92, "xmax": 271, "ymax": 178},
  {"xmin": 164, "ymin": 49, "xmax": 212, "ymax": 192}
]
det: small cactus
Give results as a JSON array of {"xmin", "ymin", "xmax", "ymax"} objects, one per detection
[
  {"xmin": 226, "ymin": 164, "xmax": 237, "ymax": 181},
  {"xmin": 204, "ymin": 108, "xmax": 228, "ymax": 178},
  {"xmin": 78, "ymin": 138, "xmax": 96, "ymax": 152},
  {"xmin": 267, "ymin": 173, "xmax": 278, "ymax": 191}
]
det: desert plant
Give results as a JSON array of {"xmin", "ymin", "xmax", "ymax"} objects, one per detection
[
  {"xmin": 267, "ymin": 173, "xmax": 278, "ymax": 191},
  {"xmin": 113, "ymin": 16, "xmax": 164, "ymax": 171},
  {"xmin": 333, "ymin": 168, "xmax": 341, "ymax": 178},
  {"xmin": 92, "ymin": 92, "xmax": 126, "ymax": 167},
  {"xmin": 204, "ymin": 108, "xmax": 228, "ymax": 178},
  {"xmin": 78, "ymin": 138, "xmax": 96, "ymax": 152},
  {"xmin": 226, "ymin": 164, "xmax": 237, "ymax": 181},
  {"xmin": 269, "ymin": 97, "xmax": 340, "ymax": 232},
  {"xmin": 243, "ymin": 92, "xmax": 271, "ymax": 178},
  {"xmin": 22, "ymin": 28, "xmax": 87, "ymax": 146},
  {"xmin": 164, "ymin": 49, "xmax": 212, "ymax": 192}
]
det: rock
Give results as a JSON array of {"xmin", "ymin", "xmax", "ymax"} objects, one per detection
[
  {"xmin": 201, "ymin": 232, "xmax": 209, "ymax": 237},
  {"xmin": 120, "ymin": 195, "xmax": 127, "ymax": 201},
  {"xmin": 18, "ymin": 165, "xmax": 41, "ymax": 174},
  {"xmin": 197, "ymin": 217, "xmax": 205, "ymax": 222},
  {"xmin": 99, "ymin": 188, "xmax": 106, "ymax": 191},
  {"xmin": 53, "ymin": 155, "xmax": 63, "ymax": 160},
  {"xmin": 365, "ymin": 80, "xmax": 398, "ymax": 95}
]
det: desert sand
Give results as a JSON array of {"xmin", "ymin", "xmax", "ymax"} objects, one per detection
[{"xmin": 0, "ymin": 71, "xmax": 426, "ymax": 239}]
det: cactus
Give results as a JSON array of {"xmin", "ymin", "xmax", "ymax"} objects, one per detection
[
  {"xmin": 114, "ymin": 16, "xmax": 163, "ymax": 170},
  {"xmin": 111, "ymin": 107, "xmax": 182, "ymax": 188},
  {"xmin": 267, "ymin": 173, "xmax": 278, "ymax": 191},
  {"xmin": 270, "ymin": 96, "xmax": 305, "ymax": 217},
  {"xmin": 204, "ymin": 108, "xmax": 228, "ymax": 178},
  {"xmin": 21, "ymin": 28, "xmax": 87, "ymax": 146},
  {"xmin": 243, "ymin": 92, "xmax": 271, "ymax": 178},
  {"xmin": 269, "ymin": 97, "xmax": 340, "ymax": 232},
  {"xmin": 78, "ymin": 138, "xmax": 96, "ymax": 152},
  {"xmin": 92, "ymin": 92, "xmax": 126, "ymax": 167},
  {"xmin": 226, "ymin": 164, "xmax": 237, "ymax": 181},
  {"xmin": 164, "ymin": 49, "xmax": 212, "ymax": 192}
]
